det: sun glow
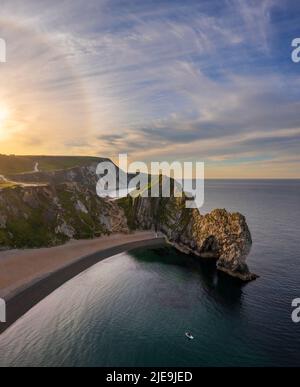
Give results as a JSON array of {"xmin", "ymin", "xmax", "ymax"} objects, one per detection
[{"xmin": 0, "ymin": 104, "xmax": 10, "ymax": 138}]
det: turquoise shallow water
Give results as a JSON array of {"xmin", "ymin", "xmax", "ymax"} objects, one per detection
[{"xmin": 0, "ymin": 179, "xmax": 300, "ymax": 367}]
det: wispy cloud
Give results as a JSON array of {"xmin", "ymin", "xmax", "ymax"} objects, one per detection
[{"xmin": 0, "ymin": 0, "xmax": 299, "ymax": 177}]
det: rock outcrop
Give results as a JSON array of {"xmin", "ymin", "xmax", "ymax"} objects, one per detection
[
  {"xmin": 0, "ymin": 183, "xmax": 129, "ymax": 249},
  {"xmin": 118, "ymin": 192, "xmax": 257, "ymax": 281},
  {"xmin": 0, "ymin": 159, "xmax": 257, "ymax": 281}
]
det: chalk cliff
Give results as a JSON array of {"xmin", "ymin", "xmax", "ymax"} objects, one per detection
[
  {"xmin": 118, "ymin": 192, "xmax": 256, "ymax": 281},
  {"xmin": 0, "ymin": 157, "xmax": 257, "ymax": 281}
]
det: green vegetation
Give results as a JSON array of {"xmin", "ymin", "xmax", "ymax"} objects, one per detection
[
  {"xmin": 0, "ymin": 229, "xmax": 10, "ymax": 246},
  {"xmin": 0, "ymin": 155, "xmax": 35, "ymax": 175},
  {"xmin": 0, "ymin": 182, "xmax": 17, "ymax": 189},
  {"xmin": 0, "ymin": 155, "xmax": 104, "ymax": 175},
  {"xmin": 36, "ymin": 156, "xmax": 102, "ymax": 172},
  {"xmin": 0, "ymin": 187, "xmax": 60, "ymax": 248},
  {"xmin": 56, "ymin": 186, "xmax": 101, "ymax": 239},
  {"xmin": 6, "ymin": 214, "xmax": 53, "ymax": 248},
  {"xmin": 118, "ymin": 196, "xmax": 137, "ymax": 230},
  {"xmin": 0, "ymin": 157, "xmax": 189, "ymax": 250}
]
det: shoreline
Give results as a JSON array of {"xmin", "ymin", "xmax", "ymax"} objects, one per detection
[{"xmin": 0, "ymin": 232, "xmax": 166, "ymax": 334}]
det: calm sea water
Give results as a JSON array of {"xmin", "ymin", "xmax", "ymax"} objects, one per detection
[{"xmin": 0, "ymin": 179, "xmax": 300, "ymax": 367}]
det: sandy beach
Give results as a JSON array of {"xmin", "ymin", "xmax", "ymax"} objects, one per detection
[{"xmin": 0, "ymin": 232, "xmax": 165, "ymax": 334}]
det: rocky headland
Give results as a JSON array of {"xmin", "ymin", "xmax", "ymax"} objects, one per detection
[{"xmin": 0, "ymin": 156, "xmax": 257, "ymax": 281}]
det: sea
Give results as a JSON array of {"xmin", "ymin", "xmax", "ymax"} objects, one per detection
[{"xmin": 0, "ymin": 179, "xmax": 299, "ymax": 367}]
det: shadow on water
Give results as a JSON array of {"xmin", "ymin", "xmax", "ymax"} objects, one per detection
[{"xmin": 129, "ymin": 246, "xmax": 246, "ymax": 312}]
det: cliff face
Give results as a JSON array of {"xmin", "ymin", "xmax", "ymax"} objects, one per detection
[
  {"xmin": 0, "ymin": 160, "xmax": 256, "ymax": 281},
  {"xmin": 5, "ymin": 163, "xmax": 101, "ymax": 187},
  {"xmin": 118, "ymin": 194, "xmax": 256, "ymax": 281},
  {"xmin": 4, "ymin": 159, "xmax": 132, "ymax": 190},
  {"xmin": 0, "ymin": 183, "xmax": 129, "ymax": 249}
]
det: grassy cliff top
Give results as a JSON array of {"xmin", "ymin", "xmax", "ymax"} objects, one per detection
[{"xmin": 0, "ymin": 155, "xmax": 104, "ymax": 175}]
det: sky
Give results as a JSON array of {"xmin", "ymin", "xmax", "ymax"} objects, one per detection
[{"xmin": 0, "ymin": 0, "xmax": 300, "ymax": 178}]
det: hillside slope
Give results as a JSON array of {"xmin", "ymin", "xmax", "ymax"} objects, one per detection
[
  {"xmin": 0, "ymin": 156, "xmax": 256, "ymax": 281},
  {"xmin": 0, "ymin": 155, "xmax": 105, "ymax": 175}
]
